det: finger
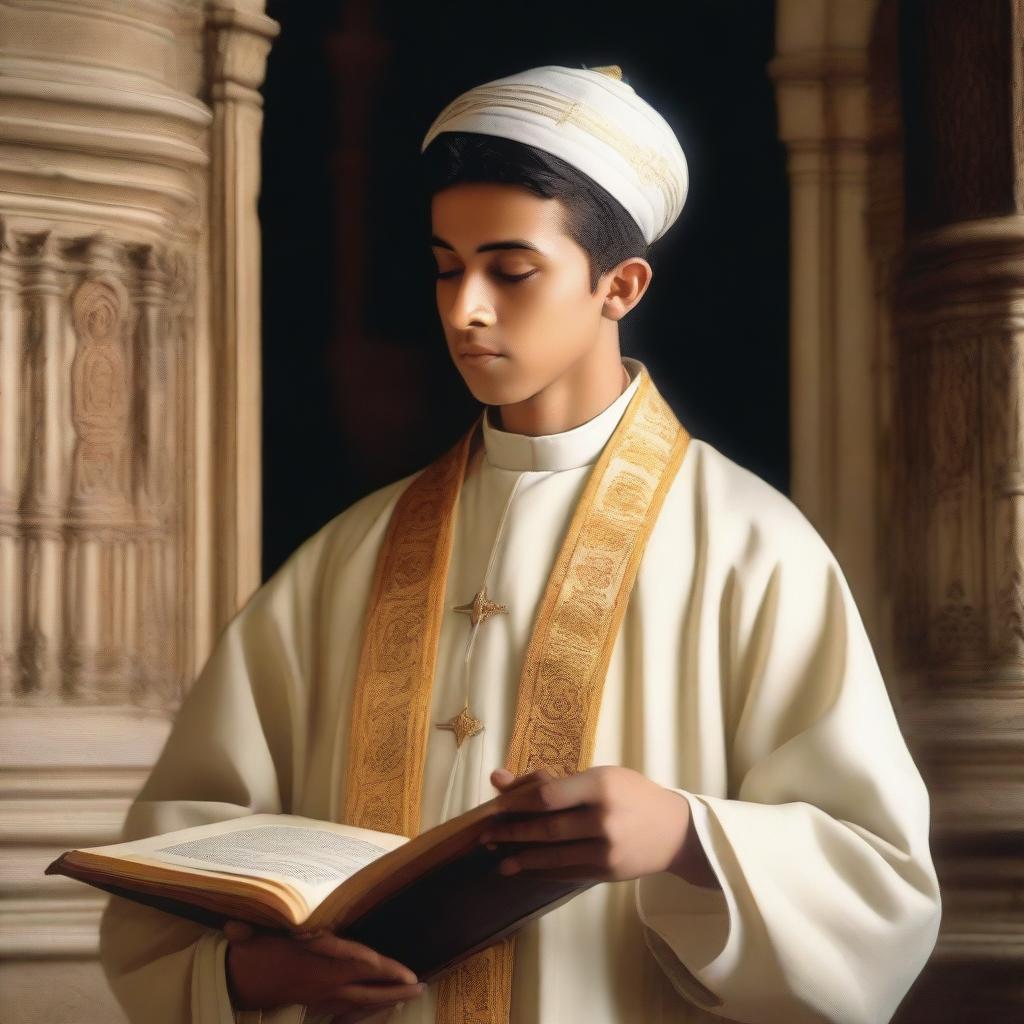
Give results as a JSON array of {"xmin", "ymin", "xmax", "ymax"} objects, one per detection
[
  {"xmin": 222, "ymin": 920, "xmax": 256, "ymax": 943},
  {"xmin": 491, "ymin": 767, "xmax": 553, "ymax": 793},
  {"xmin": 495, "ymin": 769, "xmax": 597, "ymax": 815},
  {"xmin": 296, "ymin": 948, "xmax": 417, "ymax": 1010},
  {"xmin": 331, "ymin": 982, "xmax": 428, "ymax": 1006},
  {"xmin": 301, "ymin": 932, "xmax": 413, "ymax": 976},
  {"xmin": 307, "ymin": 935, "xmax": 417, "ymax": 986},
  {"xmin": 316, "ymin": 950, "xmax": 418, "ymax": 989},
  {"xmin": 316, "ymin": 981, "xmax": 428, "ymax": 1015},
  {"xmin": 480, "ymin": 805, "xmax": 602, "ymax": 846},
  {"xmin": 497, "ymin": 838, "xmax": 612, "ymax": 877}
]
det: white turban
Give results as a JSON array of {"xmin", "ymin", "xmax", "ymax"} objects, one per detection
[{"xmin": 420, "ymin": 64, "xmax": 688, "ymax": 245}]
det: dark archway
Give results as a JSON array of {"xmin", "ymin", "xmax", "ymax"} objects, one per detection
[{"xmin": 260, "ymin": 0, "xmax": 788, "ymax": 579}]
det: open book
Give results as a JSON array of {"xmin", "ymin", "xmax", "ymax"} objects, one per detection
[{"xmin": 46, "ymin": 780, "xmax": 592, "ymax": 982}]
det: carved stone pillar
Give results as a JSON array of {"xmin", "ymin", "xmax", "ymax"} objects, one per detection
[
  {"xmin": 0, "ymin": 2, "xmax": 277, "ymax": 1021},
  {"xmin": 891, "ymin": 0, "xmax": 1024, "ymax": 1017},
  {"xmin": 206, "ymin": 1, "xmax": 278, "ymax": 627},
  {"xmin": 769, "ymin": 0, "xmax": 884, "ymax": 643},
  {"xmin": 776, "ymin": 1, "xmax": 1024, "ymax": 1014}
]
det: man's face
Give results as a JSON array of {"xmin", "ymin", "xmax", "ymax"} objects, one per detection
[{"xmin": 430, "ymin": 182, "xmax": 610, "ymax": 408}]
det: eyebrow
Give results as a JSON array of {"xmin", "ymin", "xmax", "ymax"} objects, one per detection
[{"xmin": 430, "ymin": 234, "xmax": 545, "ymax": 255}]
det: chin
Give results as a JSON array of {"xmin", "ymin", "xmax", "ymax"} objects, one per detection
[
  {"xmin": 462, "ymin": 381, "xmax": 510, "ymax": 407},
  {"xmin": 457, "ymin": 368, "xmax": 525, "ymax": 408}
]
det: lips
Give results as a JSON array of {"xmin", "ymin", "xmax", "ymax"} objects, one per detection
[
  {"xmin": 458, "ymin": 344, "xmax": 503, "ymax": 367},
  {"xmin": 458, "ymin": 344, "xmax": 501, "ymax": 357}
]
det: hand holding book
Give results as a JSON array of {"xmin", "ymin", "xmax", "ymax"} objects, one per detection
[
  {"xmin": 46, "ymin": 773, "xmax": 595, "ymax": 995},
  {"xmin": 48, "ymin": 764, "xmax": 713, "ymax": 1017},
  {"xmin": 486, "ymin": 765, "xmax": 718, "ymax": 889},
  {"xmin": 223, "ymin": 918, "xmax": 426, "ymax": 1022}
]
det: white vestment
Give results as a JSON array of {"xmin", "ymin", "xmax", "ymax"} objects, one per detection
[{"xmin": 99, "ymin": 358, "xmax": 941, "ymax": 1024}]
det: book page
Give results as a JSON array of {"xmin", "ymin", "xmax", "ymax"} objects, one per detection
[{"xmin": 89, "ymin": 814, "xmax": 408, "ymax": 913}]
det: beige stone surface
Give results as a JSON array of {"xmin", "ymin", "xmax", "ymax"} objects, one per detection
[
  {"xmin": 775, "ymin": 1, "xmax": 1024, "ymax": 1017},
  {"xmin": 769, "ymin": 0, "xmax": 883, "ymax": 645},
  {"xmin": 0, "ymin": 1, "xmax": 278, "ymax": 1020}
]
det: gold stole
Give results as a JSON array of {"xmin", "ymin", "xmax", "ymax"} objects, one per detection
[{"xmin": 341, "ymin": 370, "xmax": 689, "ymax": 1023}]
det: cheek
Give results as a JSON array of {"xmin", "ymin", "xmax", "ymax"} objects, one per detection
[{"xmin": 508, "ymin": 278, "xmax": 591, "ymax": 330}]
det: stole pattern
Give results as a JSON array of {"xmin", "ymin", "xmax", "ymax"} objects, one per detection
[
  {"xmin": 341, "ymin": 424, "xmax": 478, "ymax": 837},
  {"xmin": 341, "ymin": 370, "xmax": 690, "ymax": 1024}
]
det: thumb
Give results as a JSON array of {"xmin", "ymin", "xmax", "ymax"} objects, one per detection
[
  {"xmin": 491, "ymin": 767, "xmax": 554, "ymax": 792},
  {"xmin": 223, "ymin": 919, "xmax": 256, "ymax": 943}
]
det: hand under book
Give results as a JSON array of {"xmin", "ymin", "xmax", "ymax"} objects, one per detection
[{"xmin": 223, "ymin": 918, "xmax": 427, "ymax": 1023}]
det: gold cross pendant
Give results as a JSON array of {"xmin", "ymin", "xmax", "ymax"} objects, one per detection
[
  {"xmin": 453, "ymin": 586, "xmax": 508, "ymax": 627},
  {"xmin": 436, "ymin": 701, "xmax": 484, "ymax": 748}
]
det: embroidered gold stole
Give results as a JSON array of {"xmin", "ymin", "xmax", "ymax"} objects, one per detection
[{"xmin": 341, "ymin": 369, "xmax": 689, "ymax": 1023}]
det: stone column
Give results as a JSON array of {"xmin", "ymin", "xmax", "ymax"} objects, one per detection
[
  {"xmin": 205, "ymin": 1, "xmax": 279, "ymax": 633},
  {"xmin": 891, "ymin": 0, "xmax": 1024, "ymax": 1017},
  {"xmin": 0, "ymin": 2, "xmax": 277, "ymax": 1020},
  {"xmin": 770, "ymin": 0, "xmax": 883, "ymax": 643}
]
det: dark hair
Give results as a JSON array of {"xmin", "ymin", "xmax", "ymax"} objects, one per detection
[{"xmin": 420, "ymin": 132, "xmax": 648, "ymax": 294}]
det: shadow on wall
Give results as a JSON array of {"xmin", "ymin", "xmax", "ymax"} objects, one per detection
[{"xmin": 259, "ymin": 0, "xmax": 789, "ymax": 580}]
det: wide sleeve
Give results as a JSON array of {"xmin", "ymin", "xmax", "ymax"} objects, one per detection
[
  {"xmin": 98, "ymin": 524, "xmax": 332, "ymax": 1024},
  {"xmin": 635, "ymin": 496, "xmax": 942, "ymax": 1023}
]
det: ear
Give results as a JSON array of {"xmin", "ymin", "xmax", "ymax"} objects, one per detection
[{"xmin": 601, "ymin": 257, "xmax": 653, "ymax": 321}]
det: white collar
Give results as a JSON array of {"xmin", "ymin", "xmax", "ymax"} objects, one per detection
[{"xmin": 481, "ymin": 357, "xmax": 644, "ymax": 472}]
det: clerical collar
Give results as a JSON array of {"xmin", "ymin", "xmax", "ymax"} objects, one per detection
[{"xmin": 481, "ymin": 357, "xmax": 644, "ymax": 472}]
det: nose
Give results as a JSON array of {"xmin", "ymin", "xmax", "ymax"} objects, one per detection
[{"xmin": 445, "ymin": 271, "xmax": 496, "ymax": 330}]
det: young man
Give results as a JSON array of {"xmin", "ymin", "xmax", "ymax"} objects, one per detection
[{"xmin": 100, "ymin": 65, "xmax": 941, "ymax": 1024}]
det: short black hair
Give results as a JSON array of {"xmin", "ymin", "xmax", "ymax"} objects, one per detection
[{"xmin": 420, "ymin": 131, "xmax": 648, "ymax": 294}]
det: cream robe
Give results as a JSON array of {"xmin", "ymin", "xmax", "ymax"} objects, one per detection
[{"xmin": 99, "ymin": 358, "xmax": 941, "ymax": 1024}]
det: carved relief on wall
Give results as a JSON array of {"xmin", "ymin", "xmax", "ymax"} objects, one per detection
[
  {"xmin": 890, "ymin": 237, "xmax": 1024, "ymax": 1017},
  {"xmin": 983, "ymin": 329, "xmax": 1024, "ymax": 666},
  {"xmin": 69, "ymin": 276, "xmax": 133, "ymax": 509},
  {"xmin": 0, "ymin": 221, "xmax": 194, "ymax": 710},
  {"xmin": 0, "ymin": 4, "xmax": 276, "ymax": 1017},
  {"xmin": 893, "ymin": 288, "xmax": 1024, "ymax": 675},
  {"xmin": 893, "ymin": 316, "xmax": 1024, "ymax": 674}
]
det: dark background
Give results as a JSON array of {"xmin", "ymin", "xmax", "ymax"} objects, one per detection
[{"xmin": 259, "ymin": 0, "xmax": 789, "ymax": 580}]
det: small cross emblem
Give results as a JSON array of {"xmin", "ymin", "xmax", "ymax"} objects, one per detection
[
  {"xmin": 436, "ymin": 702, "xmax": 485, "ymax": 748},
  {"xmin": 453, "ymin": 586, "xmax": 508, "ymax": 627}
]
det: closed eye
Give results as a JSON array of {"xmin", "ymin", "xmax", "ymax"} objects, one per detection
[{"xmin": 435, "ymin": 269, "xmax": 538, "ymax": 283}]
